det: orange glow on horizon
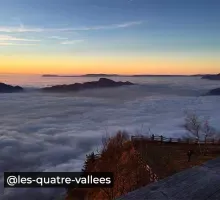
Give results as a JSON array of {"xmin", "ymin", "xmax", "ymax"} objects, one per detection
[{"xmin": 0, "ymin": 55, "xmax": 219, "ymax": 75}]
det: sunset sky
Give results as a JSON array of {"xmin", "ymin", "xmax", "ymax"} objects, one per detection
[{"xmin": 0, "ymin": 0, "xmax": 219, "ymax": 75}]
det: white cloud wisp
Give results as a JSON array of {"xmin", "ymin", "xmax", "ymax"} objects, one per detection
[
  {"xmin": 60, "ymin": 40, "xmax": 84, "ymax": 45},
  {"xmin": 0, "ymin": 21, "xmax": 144, "ymax": 33}
]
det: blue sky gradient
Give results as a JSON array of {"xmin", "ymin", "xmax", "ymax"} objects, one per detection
[{"xmin": 0, "ymin": 0, "xmax": 219, "ymax": 74}]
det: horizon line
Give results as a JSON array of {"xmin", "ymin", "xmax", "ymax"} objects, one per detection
[{"xmin": 0, "ymin": 72, "xmax": 217, "ymax": 76}]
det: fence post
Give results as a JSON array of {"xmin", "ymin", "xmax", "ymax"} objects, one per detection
[
  {"xmin": 151, "ymin": 134, "xmax": 155, "ymax": 141},
  {"xmin": 160, "ymin": 135, "xmax": 163, "ymax": 144},
  {"xmin": 195, "ymin": 138, "xmax": 198, "ymax": 144}
]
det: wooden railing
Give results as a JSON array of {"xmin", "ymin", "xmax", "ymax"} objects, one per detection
[{"xmin": 131, "ymin": 135, "xmax": 220, "ymax": 145}]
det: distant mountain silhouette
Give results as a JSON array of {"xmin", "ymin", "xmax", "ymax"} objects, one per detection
[
  {"xmin": 42, "ymin": 74, "xmax": 119, "ymax": 77},
  {"xmin": 0, "ymin": 83, "xmax": 23, "ymax": 93},
  {"xmin": 82, "ymin": 74, "xmax": 119, "ymax": 77},
  {"xmin": 42, "ymin": 74, "xmax": 78, "ymax": 77},
  {"xmin": 42, "ymin": 78, "xmax": 134, "ymax": 92},
  {"xmin": 132, "ymin": 75, "xmax": 190, "ymax": 77},
  {"xmin": 190, "ymin": 74, "xmax": 207, "ymax": 77},
  {"xmin": 206, "ymin": 88, "xmax": 220, "ymax": 96},
  {"xmin": 201, "ymin": 74, "xmax": 220, "ymax": 80},
  {"xmin": 42, "ymin": 74, "xmax": 196, "ymax": 78}
]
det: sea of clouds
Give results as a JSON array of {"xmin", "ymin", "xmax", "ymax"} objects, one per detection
[{"xmin": 0, "ymin": 77, "xmax": 220, "ymax": 199}]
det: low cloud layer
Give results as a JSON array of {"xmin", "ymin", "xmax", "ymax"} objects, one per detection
[{"xmin": 0, "ymin": 78, "xmax": 220, "ymax": 199}]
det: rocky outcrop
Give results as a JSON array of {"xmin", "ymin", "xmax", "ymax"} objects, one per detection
[
  {"xmin": 206, "ymin": 88, "xmax": 220, "ymax": 96},
  {"xmin": 42, "ymin": 78, "xmax": 134, "ymax": 92},
  {"xmin": 0, "ymin": 83, "xmax": 23, "ymax": 93},
  {"xmin": 202, "ymin": 74, "xmax": 220, "ymax": 80}
]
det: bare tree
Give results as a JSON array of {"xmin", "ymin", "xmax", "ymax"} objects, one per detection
[
  {"xmin": 203, "ymin": 120, "xmax": 211, "ymax": 142},
  {"xmin": 184, "ymin": 113, "xmax": 202, "ymax": 153},
  {"xmin": 202, "ymin": 120, "xmax": 217, "ymax": 155},
  {"xmin": 184, "ymin": 113, "xmax": 201, "ymax": 138},
  {"xmin": 184, "ymin": 112, "xmax": 217, "ymax": 155}
]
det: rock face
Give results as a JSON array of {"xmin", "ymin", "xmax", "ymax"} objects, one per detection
[
  {"xmin": 0, "ymin": 83, "xmax": 23, "ymax": 93},
  {"xmin": 202, "ymin": 74, "xmax": 220, "ymax": 80},
  {"xmin": 206, "ymin": 88, "xmax": 220, "ymax": 96},
  {"xmin": 42, "ymin": 78, "xmax": 134, "ymax": 92}
]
